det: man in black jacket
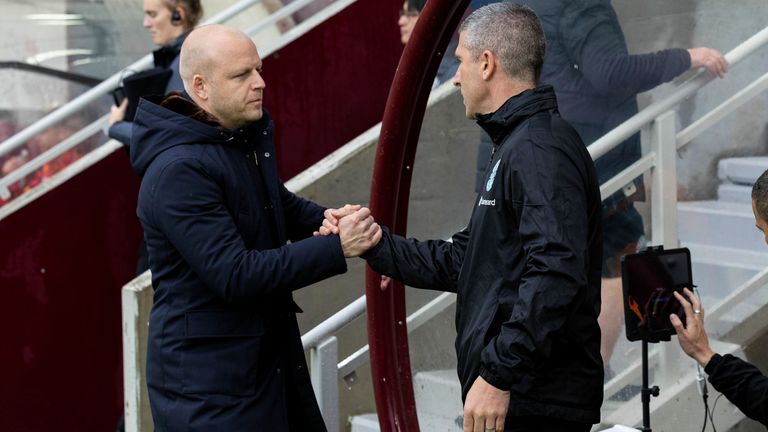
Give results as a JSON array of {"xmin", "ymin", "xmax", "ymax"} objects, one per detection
[
  {"xmin": 131, "ymin": 25, "xmax": 380, "ymax": 431},
  {"xmin": 327, "ymin": 4, "xmax": 603, "ymax": 431},
  {"xmin": 671, "ymin": 168, "xmax": 768, "ymax": 427}
]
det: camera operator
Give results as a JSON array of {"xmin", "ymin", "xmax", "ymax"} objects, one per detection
[{"xmin": 670, "ymin": 168, "xmax": 768, "ymax": 427}]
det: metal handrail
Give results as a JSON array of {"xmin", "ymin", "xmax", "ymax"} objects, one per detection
[
  {"xmin": 589, "ymin": 25, "xmax": 768, "ymax": 162},
  {"xmin": 0, "ymin": 0, "xmax": 265, "ymax": 159},
  {"xmin": 302, "ymin": 295, "xmax": 366, "ymax": 349},
  {"xmin": 245, "ymin": 0, "xmax": 315, "ymax": 36},
  {"xmin": 0, "ymin": 61, "xmax": 102, "ymax": 86},
  {"xmin": 0, "ymin": 115, "xmax": 107, "ymax": 199},
  {"xmin": 337, "ymin": 292, "xmax": 455, "ymax": 380},
  {"xmin": 677, "ymin": 70, "xmax": 768, "ymax": 148}
]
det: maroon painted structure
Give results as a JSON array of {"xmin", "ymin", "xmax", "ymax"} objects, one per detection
[
  {"xmin": 263, "ymin": 0, "xmax": 404, "ymax": 180},
  {"xmin": 0, "ymin": 151, "xmax": 142, "ymax": 431},
  {"xmin": 366, "ymin": 0, "xmax": 470, "ymax": 430},
  {"xmin": 0, "ymin": 2, "xmax": 404, "ymax": 430}
]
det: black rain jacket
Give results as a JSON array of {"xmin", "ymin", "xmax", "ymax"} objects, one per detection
[
  {"xmin": 364, "ymin": 86, "xmax": 604, "ymax": 423},
  {"xmin": 706, "ymin": 354, "xmax": 768, "ymax": 426}
]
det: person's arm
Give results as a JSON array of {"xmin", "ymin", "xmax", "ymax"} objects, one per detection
[
  {"xmin": 561, "ymin": 2, "xmax": 707, "ymax": 99},
  {"xmin": 278, "ymin": 182, "xmax": 328, "ymax": 241},
  {"xmin": 672, "ymin": 288, "xmax": 768, "ymax": 425},
  {"xmin": 107, "ymin": 99, "xmax": 131, "ymax": 145},
  {"xmin": 361, "ymin": 226, "xmax": 468, "ymax": 293},
  {"xmin": 151, "ymin": 157, "xmax": 350, "ymax": 301},
  {"xmin": 706, "ymin": 354, "xmax": 768, "ymax": 425}
]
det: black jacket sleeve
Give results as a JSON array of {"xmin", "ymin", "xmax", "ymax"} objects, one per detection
[
  {"xmin": 151, "ymin": 157, "xmax": 347, "ymax": 302},
  {"xmin": 561, "ymin": 0, "xmax": 691, "ymax": 100},
  {"xmin": 362, "ymin": 226, "xmax": 469, "ymax": 293},
  {"xmin": 706, "ymin": 353, "xmax": 768, "ymax": 425},
  {"xmin": 279, "ymin": 182, "xmax": 326, "ymax": 242}
]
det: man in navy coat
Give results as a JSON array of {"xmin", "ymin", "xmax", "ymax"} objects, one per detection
[{"xmin": 130, "ymin": 25, "xmax": 380, "ymax": 431}]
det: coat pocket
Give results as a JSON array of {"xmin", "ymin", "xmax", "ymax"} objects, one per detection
[{"xmin": 181, "ymin": 310, "xmax": 264, "ymax": 396}]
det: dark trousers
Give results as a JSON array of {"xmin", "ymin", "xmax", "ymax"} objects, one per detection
[{"xmin": 506, "ymin": 416, "xmax": 592, "ymax": 432}]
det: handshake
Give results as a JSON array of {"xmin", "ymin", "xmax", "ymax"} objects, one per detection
[{"xmin": 314, "ymin": 204, "xmax": 382, "ymax": 258}]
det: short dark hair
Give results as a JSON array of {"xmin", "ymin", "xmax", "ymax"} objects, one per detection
[
  {"xmin": 752, "ymin": 169, "xmax": 768, "ymax": 221},
  {"xmin": 459, "ymin": 3, "xmax": 546, "ymax": 84}
]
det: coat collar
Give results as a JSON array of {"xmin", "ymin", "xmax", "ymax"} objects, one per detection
[
  {"xmin": 476, "ymin": 85, "xmax": 558, "ymax": 146},
  {"xmin": 152, "ymin": 32, "xmax": 188, "ymax": 68}
]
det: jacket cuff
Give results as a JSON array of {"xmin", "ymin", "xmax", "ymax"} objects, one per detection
[
  {"xmin": 478, "ymin": 364, "xmax": 512, "ymax": 392},
  {"xmin": 704, "ymin": 353, "xmax": 724, "ymax": 375},
  {"xmin": 360, "ymin": 227, "xmax": 388, "ymax": 260}
]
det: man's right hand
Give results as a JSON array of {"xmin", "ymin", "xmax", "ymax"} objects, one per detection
[
  {"xmin": 314, "ymin": 204, "xmax": 361, "ymax": 236},
  {"xmin": 337, "ymin": 207, "xmax": 382, "ymax": 257},
  {"xmin": 670, "ymin": 287, "xmax": 716, "ymax": 367},
  {"xmin": 688, "ymin": 47, "xmax": 728, "ymax": 79}
]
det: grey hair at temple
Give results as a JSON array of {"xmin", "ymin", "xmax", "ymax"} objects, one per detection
[{"xmin": 458, "ymin": 3, "xmax": 546, "ymax": 84}]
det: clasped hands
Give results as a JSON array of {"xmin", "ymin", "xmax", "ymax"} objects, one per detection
[{"xmin": 314, "ymin": 204, "xmax": 382, "ymax": 257}]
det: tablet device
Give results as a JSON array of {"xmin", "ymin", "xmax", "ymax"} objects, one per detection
[
  {"xmin": 621, "ymin": 247, "xmax": 693, "ymax": 342},
  {"xmin": 112, "ymin": 87, "xmax": 126, "ymax": 107}
]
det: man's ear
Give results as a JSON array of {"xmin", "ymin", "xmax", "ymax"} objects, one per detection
[
  {"xmin": 191, "ymin": 74, "xmax": 208, "ymax": 100},
  {"xmin": 481, "ymin": 50, "xmax": 496, "ymax": 81}
]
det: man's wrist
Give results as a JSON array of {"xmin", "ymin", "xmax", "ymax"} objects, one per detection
[{"xmin": 694, "ymin": 348, "xmax": 716, "ymax": 368}]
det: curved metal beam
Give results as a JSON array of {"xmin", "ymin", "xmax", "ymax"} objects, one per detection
[
  {"xmin": 366, "ymin": 0, "xmax": 470, "ymax": 430},
  {"xmin": 0, "ymin": 61, "xmax": 101, "ymax": 86}
]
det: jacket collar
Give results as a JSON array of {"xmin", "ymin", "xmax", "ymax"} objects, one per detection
[
  {"xmin": 130, "ymin": 92, "xmax": 271, "ymax": 176},
  {"xmin": 159, "ymin": 92, "xmax": 271, "ymax": 145},
  {"xmin": 476, "ymin": 85, "xmax": 558, "ymax": 146},
  {"xmin": 153, "ymin": 32, "xmax": 189, "ymax": 68}
]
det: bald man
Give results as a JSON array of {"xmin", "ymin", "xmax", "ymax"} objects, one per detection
[{"xmin": 130, "ymin": 25, "xmax": 380, "ymax": 431}]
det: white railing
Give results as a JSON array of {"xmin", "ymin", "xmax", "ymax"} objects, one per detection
[
  {"xmin": 0, "ymin": 115, "xmax": 107, "ymax": 200},
  {"xmin": 0, "ymin": 0, "xmax": 358, "ymax": 206}
]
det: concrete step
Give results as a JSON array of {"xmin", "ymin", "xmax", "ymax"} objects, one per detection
[
  {"xmin": 718, "ymin": 183, "xmax": 752, "ymax": 203},
  {"xmin": 413, "ymin": 370, "xmax": 463, "ymax": 431},
  {"xmin": 677, "ymin": 200, "xmax": 764, "ymax": 252},
  {"xmin": 685, "ymin": 242, "xmax": 767, "ymax": 300},
  {"xmin": 350, "ymin": 413, "xmax": 379, "ymax": 432},
  {"xmin": 718, "ymin": 156, "xmax": 768, "ymax": 185}
]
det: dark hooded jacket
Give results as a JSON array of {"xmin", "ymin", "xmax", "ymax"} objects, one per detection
[
  {"xmin": 130, "ymin": 94, "xmax": 346, "ymax": 431},
  {"xmin": 363, "ymin": 86, "xmax": 604, "ymax": 424}
]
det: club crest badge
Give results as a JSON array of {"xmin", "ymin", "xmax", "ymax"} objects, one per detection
[{"xmin": 485, "ymin": 159, "xmax": 501, "ymax": 192}]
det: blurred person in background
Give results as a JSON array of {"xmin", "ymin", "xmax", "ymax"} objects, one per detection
[
  {"xmin": 107, "ymin": 0, "xmax": 203, "ymax": 145},
  {"xmin": 107, "ymin": 0, "xmax": 203, "ymax": 282},
  {"xmin": 397, "ymin": 0, "xmax": 459, "ymax": 87},
  {"xmin": 516, "ymin": 0, "xmax": 728, "ymax": 372}
]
